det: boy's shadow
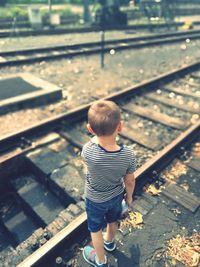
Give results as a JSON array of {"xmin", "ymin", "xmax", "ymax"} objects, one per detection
[{"xmin": 111, "ymin": 243, "xmax": 141, "ymax": 267}]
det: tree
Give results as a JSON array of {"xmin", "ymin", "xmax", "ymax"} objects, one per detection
[{"xmin": 0, "ymin": 0, "xmax": 7, "ymax": 6}]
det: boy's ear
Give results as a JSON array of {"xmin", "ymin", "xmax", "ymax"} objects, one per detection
[
  {"xmin": 117, "ymin": 121, "xmax": 122, "ymax": 132},
  {"xmin": 87, "ymin": 123, "xmax": 95, "ymax": 135}
]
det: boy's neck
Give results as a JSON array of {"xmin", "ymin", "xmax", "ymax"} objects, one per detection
[{"xmin": 95, "ymin": 134, "xmax": 120, "ymax": 151}]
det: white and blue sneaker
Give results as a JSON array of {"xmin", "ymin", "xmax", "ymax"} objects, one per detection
[
  {"xmin": 82, "ymin": 246, "xmax": 109, "ymax": 267},
  {"xmin": 104, "ymin": 240, "xmax": 116, "ymax": 252}
]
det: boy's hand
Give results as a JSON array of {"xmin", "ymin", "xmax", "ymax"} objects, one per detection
[{"xmin": 124, "ymin": 173, "xmax": 135, "ymax": 208}]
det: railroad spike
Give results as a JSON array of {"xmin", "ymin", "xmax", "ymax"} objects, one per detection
[
  {"xmin": 19, "ymin": 136, "xmax": 32, "ymax": 148},
  {"xmin": 55, "ymin": 256, "xmax": 64, "ymax": 266}
]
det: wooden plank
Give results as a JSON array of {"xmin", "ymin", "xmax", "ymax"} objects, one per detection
[
  {"xmin": 60, "ymin": 128, "xmax": 90, "ymax": 149},
  {"xmin": 191, "ymin": 73, "xmax": 200, "ymax": 80},
  {"xmin": 162, "ymin": 184, "xmax": 200, "ymax": 212},
  {"xmin": 164, "ymin": 86, "xmax": 200, "ymax": 99},
  {"xmin": 131, "ymin": 197, "xmax": 154, "ymax": 215},
  {"xmin": 186, "ymin": 157, "xmax": 200, "ymax": 172},
  {"xmin": 123, "ymin": 103, "xmax": 189, "ymax": 130},
  {"xmin": 120, "ymin": 125, "xmax": 163, "ymax": 151},
  {"xmin": 163, "ymin": 184, "xmax": 193, "ymax": 207},
  {"xmin": 182, "ymin": 78, "xmax": 200, "ymax": 88},
  {"xmin": 145, "ymin": 92, "xmax": 200, "ymax": 114}
]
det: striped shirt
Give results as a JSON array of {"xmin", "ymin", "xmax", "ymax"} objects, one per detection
[{"xmin": 81, "ymin": 140, "xmax": 136, "ymax": 203}]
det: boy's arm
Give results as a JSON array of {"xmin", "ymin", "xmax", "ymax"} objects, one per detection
[{"xmin": 124, "ymin": 173, "xmax": 135, "ymax": 207}]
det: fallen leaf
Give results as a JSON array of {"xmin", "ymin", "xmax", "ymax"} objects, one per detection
[
  {"xmin": 120, "ymin": 211, "xmax": 143, "ymax": 229},
  {"xmin": 144, "ymin": 184, "xmax": 162, "ymax": 195},
  {"xmin": 171, "ymin": 208, "xmax": 181, "ymax": 215},
  {"xmin": 165, "ymin": 233, "xmax": 200, "ymax": 267},
  {"xmin": 180, "ymin": 182, "xmax": 189, "ymax": 191}
]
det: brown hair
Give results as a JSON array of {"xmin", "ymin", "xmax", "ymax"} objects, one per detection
[{"xmin": 88, "ymin": 100, "xmax": 121, "ymax": 136}]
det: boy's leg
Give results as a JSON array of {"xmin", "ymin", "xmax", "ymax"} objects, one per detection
[
  {"xmin": 91, "ymin": 230, "xmax": 106, "ymax": 263},
  {"xmin": 104, "ymin": 193, "xmax": 123, "ymax": 251},
  {"xmin": 104, "ymin": 222, "xmax": 118, "ymax": 242}
]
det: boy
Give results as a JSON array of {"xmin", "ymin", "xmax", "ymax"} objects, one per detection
[{"xmin": 81, "ymin": 100, "xmax": 136, "ymax": 267}]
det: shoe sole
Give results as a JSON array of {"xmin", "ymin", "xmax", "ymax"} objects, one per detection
[
  {"xmin": 82, "ymin": 250, "xmax": 96, "ymax": 266},
  {"xmin": 104, "ymin": 243, "xmax": 116, "ymax": 252}
]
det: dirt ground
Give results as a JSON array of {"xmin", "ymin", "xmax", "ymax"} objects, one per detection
[{"xmin": 0, "ymin": 32, "xmax": 200, "ymax": 137}]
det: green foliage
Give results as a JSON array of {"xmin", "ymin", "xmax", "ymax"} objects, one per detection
[
  {"xmin": 6, "ymin": 0, "xmax": 86, "ymax": 4},
  {"xmin": 0, "ymin": 5, "xmax": 28, "ymax": 19},
  {"xmin": 0, "ymin": 0, "xmax": 7, "ymax": 6},
  {"xmin": 40, "ymin": 8, "xmax": 50, "ymax": 21},
  {"xmin": 0, "ymin": 1, "xmax": 81, "ymax": 21},
  {"xmin": 58, "ymin": 7, "xmax": 74, "ymax": 17},
  {"xmin": 66, "ymin": 0, "xmax": 93, "ymax": 4},
  {"xmin": 7, "ymin": 0, "xmax": 46, "ymax": 3},
  {"xmin": 40, "ymin": 6, "xmax": 75, "ymax": 19},
  {"xmin": 5, "ymin": 0, "xmax": 94, "ymax": 4},
  {"xmin": 9, "ymin": 6, "xmax": 28, "ymax": 17}
]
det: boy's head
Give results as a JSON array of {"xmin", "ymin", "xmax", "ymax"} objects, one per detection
[{"xmin": 88, "ymin": 100, "xmax": 121, "ymax": 136}]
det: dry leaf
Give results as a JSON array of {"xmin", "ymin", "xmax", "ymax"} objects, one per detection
[
  {"xmin": 165, "ymin": 233, "xmax": 200, "ymax": 267},
  {"xmin": 191, "ymin": 252, "xmax": 200, "ymax": 266},
  {"xmin": 191, "ymin": 142, "xmax": 200, "ymax": 156},
  {"xmin": 162, "ymin": 160, "xmax": 188, "ymax": 182},
  {"xmin": 180, "ymin": 183, "xmax": 189, "ymax": 191},
  {"xmin": 171, "ymin": 258, "xmax": 177, "ymax": 266},
  {"xmin": 120, "ymin": 211, "xmax": 143, "ymax": 229},
  {"xmin": 144, "ymin": 184, "xmax": 162, "ymax": 195},
  {"xmin": 171, "ymin": 208, "xmax": 181, "ymax": 215}
]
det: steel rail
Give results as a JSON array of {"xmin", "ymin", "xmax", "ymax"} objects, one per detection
[
  {"xmin": 1, "ymin": 60, "xmax": 200, "ymax": 152},
  {"xmin": 0, "ymin": 23, "xmax": 182, "ymax": 38},
  {"xmin": 1, "ymin": 32, "xmax": 200, "ymax": 67},
  {"xmin": 1, "ymin": 21, "xmax": 200, "ymax": 38},
  {"xmin": 1, "ymin": 29, "xmax": 200, "ymax": 57},
  {"xmin": 16, "ymin": 120, "xmax": 200, "ymax": 267}
]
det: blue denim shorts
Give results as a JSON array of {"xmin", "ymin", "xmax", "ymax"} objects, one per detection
[{"xmin": 85, "ymin": 193, "xmax": 124, "ymax": 232}]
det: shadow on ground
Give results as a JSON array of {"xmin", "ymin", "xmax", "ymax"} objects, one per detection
[{"xmin": 113, "ymin": 243, "xmax": 141, "ymax": 267}]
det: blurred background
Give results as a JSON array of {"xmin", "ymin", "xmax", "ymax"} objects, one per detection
[{"xmin": 0, "ymin": 0, "xmax": 199, "ymax": 31}]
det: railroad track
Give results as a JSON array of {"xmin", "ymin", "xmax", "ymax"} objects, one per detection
[
  {"xmin": 0, "ymin": 22, "xmax": 181, "ymax": 38},
  {"xmin": 0, "ymin": 62, "xmax": 199, "ymax": 266},
  {"xmin": 0, "ymin": 29, "xmax": 200, "ymax": 67}
]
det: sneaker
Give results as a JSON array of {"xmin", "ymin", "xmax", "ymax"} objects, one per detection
[
  {"xmin": 104, "ymin": 240, "xmax": 116, "ymax": 252},
  {"xmin": 82, "ymin": 246, "xmax": 109, "ymax": 267}
]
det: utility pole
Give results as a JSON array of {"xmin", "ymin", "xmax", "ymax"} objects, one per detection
[
  {"xmin": 100, "ymin": 1, "xmax": 106, "ymax": 68},
  {"xmin": 83, "ymin": 0, "xmax": 90, "ymax": 23},
  {"xmin": 48, "ymin": 0, "xmax": 52, "ymax": 15}
]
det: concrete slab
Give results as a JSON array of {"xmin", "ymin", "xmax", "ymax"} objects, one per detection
[
  {"xmin": 0, "ymin": 77, "xmax": 41, "ymax": 100},
  {"xmin": 27, "ymin": 147, "xmax": 70, "ymax": 177},
  {"xmin": 2, "ymin": 208, "xmax": 38, "ymax": 244},
  {"xmin": 0, "ymin": 73, "xmax": 62, "ymax": 114},
  {"xmin": 12, "ymin": 175, "xmax": 64, "ymax": 226},
  {"xmin": 0, "ymin": 191, "xmax": 38, "ymax": 246},
  {"xmin": 50, "ymin": 164, "xmax": 85, "ymax": 203}
]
